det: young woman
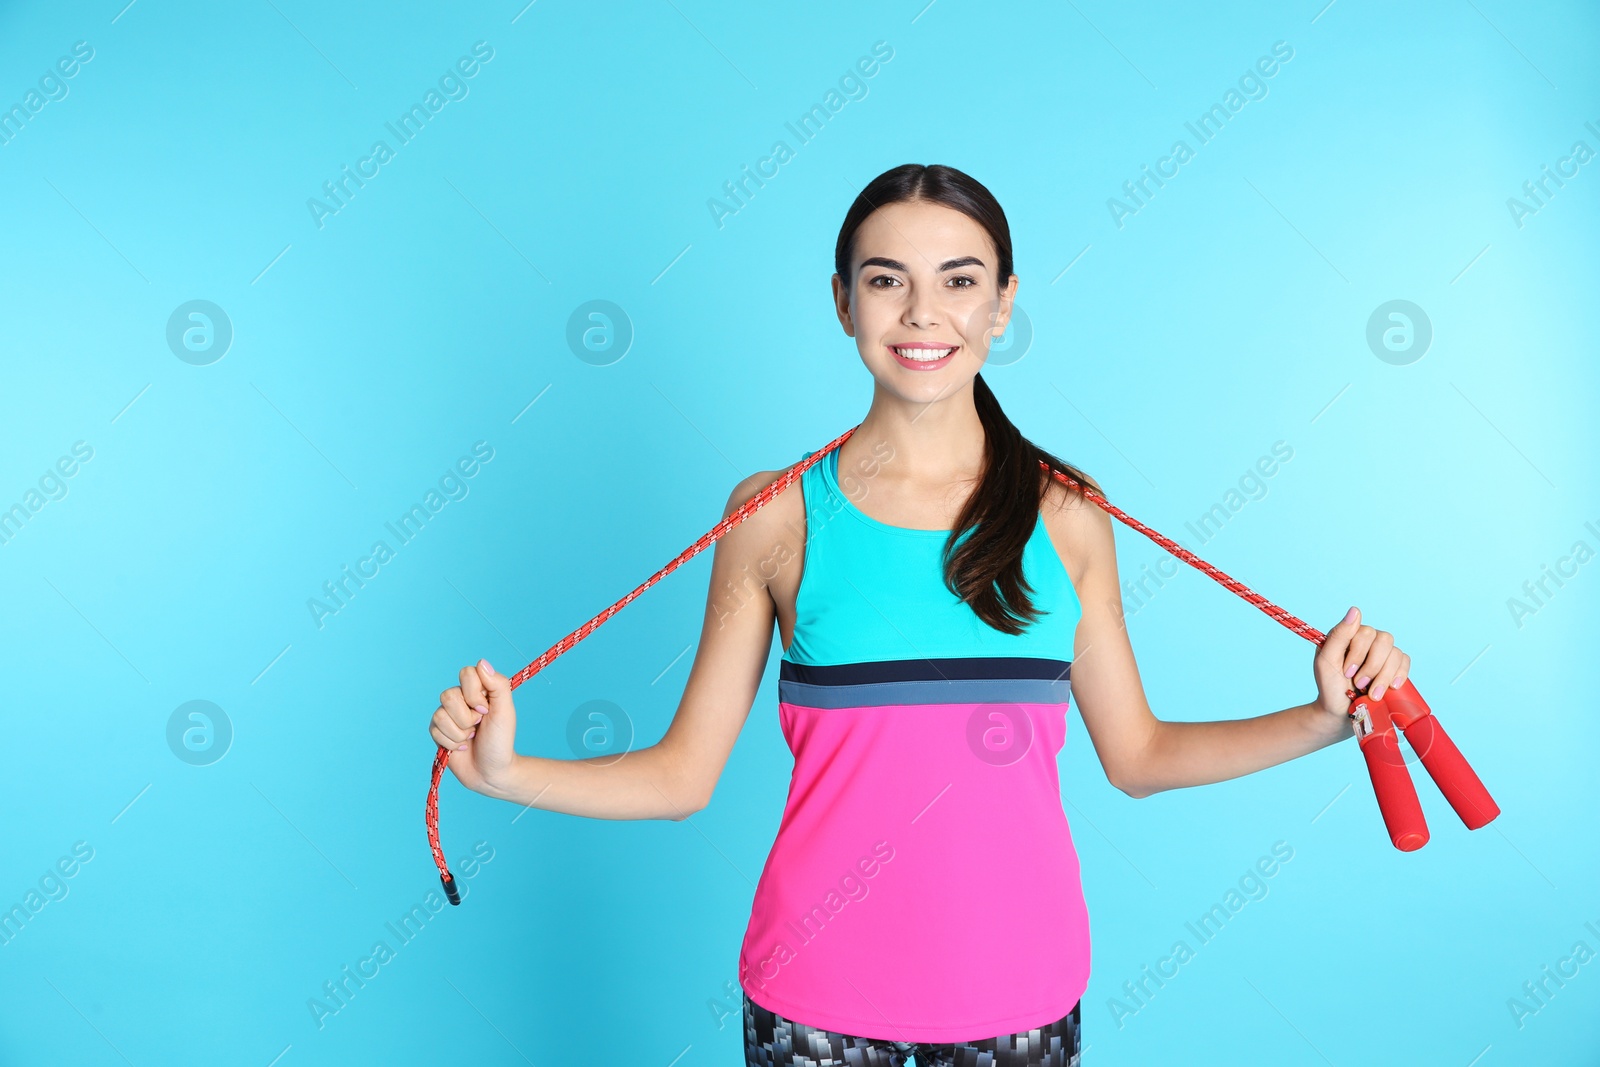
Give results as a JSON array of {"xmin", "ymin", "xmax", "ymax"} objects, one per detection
[{"xmin": 427, "ymin": 163, "xmax": 1410, "ymax": 1067}]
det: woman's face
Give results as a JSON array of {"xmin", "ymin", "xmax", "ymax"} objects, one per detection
[{"xmin": 832, "ymin": 198, "xmax": 1018, "ymax": 405}]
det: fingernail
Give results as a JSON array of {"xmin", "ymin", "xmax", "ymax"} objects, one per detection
[
  {"xmin": 1345, "ymin": 664, "xmax": 1358, "ymax": 678},
  {"xmin": 1393, "ymin": 676, "xmax": 1405, "ymax": 689},
  {"xmin": 1356, "ymin": 675, "xmax": 1370, "ymax": 689},
  {"xmin": 1345, "ymin": 606, "xmax": 1357, "ymax": 622},
  {"xmin": 475, "ymin": 703, "xmax": 489, "ymax": 718},
  {"xmin": 1371, "ymin": 684, "xmax": 1385, "ymax": 700},
  {"xmin": 480, "ymin": 658, "xmax": 496, "ymax": 674}
]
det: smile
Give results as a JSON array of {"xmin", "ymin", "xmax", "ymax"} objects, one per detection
[{"xmin": 889, "ymin": 344, "xmax": 958, "ymax": 369}]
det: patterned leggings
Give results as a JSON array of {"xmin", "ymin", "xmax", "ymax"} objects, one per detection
[{"xmin": 743, "ymin": 992, "xmax": 1082, "ymax": 1067}]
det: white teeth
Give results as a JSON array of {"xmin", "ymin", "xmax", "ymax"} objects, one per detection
[{"xmin": 893, "ymin": 346, "xmax": 953, "ymax": 362}]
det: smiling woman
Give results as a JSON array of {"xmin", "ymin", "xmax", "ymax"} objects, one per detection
[{"xmin": 428, "ymin": 162, "xmax": 1420, "ymax": 1067}]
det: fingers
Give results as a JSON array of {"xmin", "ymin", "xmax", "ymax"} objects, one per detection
[
  {"xmin": 460, "ymin": 663, "xmax": 488, "ymax": 711},
  {"xmin": 1350, "ymin": 629, "xmax": 1393, "ymax": 691},
  {"xmin": 439, "ymin": 683, "xmax": 480, "ymax": 732},
  {"xmin": 1327, "ymin": 606, "xmax": 1409, "ymax": 701},
  {"xmin": 475, "ymin": 658, "xmax": 514, "ymax": 718},
  {"xmin": 1370, "ymin": 649, "xmax": 1411, "ymax": 701},
  {"xmin": 431, "ymin": 706, "xmax": 475, "ymax": 749}
]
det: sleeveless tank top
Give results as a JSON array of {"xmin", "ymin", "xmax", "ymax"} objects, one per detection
[{"xmin": 737, "ymin": 445, "xmax": 1092, "ymax": 1043}]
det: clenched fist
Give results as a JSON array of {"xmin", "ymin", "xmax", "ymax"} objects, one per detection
[
  {"xmin": 1311, "ymin": 606, "xmax": 1411, "ymax": 735},
  {"xmin": 429, "ymin": 658, "xmax": 519, "ymax": 797}
]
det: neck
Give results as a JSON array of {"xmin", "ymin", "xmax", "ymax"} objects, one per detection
[{"xmin": 851, "ymin": 377, "xmax": 988, "ymax": 485}]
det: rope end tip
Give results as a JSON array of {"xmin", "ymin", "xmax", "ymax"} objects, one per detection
[{"xmin": 441, "ymin": 872, "xmax": 462, "ymax": 906}]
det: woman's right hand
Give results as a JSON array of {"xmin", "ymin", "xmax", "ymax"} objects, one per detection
[{"xmin": 429, "ymin": 658, "xmax": 519, "ymax": 797}]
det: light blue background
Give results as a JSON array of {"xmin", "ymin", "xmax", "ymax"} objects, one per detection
[{"xmin": 1, "ymin": 1, "xmax": 1596, "ymax": 1064}]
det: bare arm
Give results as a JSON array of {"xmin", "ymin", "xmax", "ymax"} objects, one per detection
[
  {"xmin": 433, "ymin": 468, "xmax": 791, "ymax": 821},
  {"xmin": 1048, "ymin": 485, "xmax": 1366, "ymax": 800}
]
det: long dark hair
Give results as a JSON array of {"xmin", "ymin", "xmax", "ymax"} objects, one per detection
[{"xmin": 834, "ymin": 163, "xmax": 1103, "ymax": 635}]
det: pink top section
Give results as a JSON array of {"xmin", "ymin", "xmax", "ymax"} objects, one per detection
[{"xmin": 738, "ymin": 696, "xmax": 1090, "ymax": 1042}]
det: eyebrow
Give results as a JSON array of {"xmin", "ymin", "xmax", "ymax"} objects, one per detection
[{"xmin": 858, "ymin": 255, "xmax": 987, "ymax": 273}]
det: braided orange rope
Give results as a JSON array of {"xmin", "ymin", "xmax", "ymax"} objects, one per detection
[{"xmin": 426, "ymin": 422, "xmax": 1333, "ymax": 902}]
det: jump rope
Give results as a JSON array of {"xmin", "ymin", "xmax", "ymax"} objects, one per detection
[{"xmin": 425, "ymin": 422, "xmax": 1500, "ymax": 905}]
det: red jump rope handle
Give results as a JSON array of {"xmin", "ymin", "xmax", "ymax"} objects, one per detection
[
  {"xmin": 1353, "ymin": 708, "xmax": 1429, "ymax": 851},
  {"xmin": 1348, "ymin": 681, "xmax": 1499, "ymax": 851}
]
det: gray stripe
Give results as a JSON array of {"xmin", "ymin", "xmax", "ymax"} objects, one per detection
[{"xmin": 779, "ymin": 676, "xmax": 1071, "ymax": 710}]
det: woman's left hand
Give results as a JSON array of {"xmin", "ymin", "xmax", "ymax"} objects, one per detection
[{"xmin": 1312, "ymin": 605, "xmax": 1411, "ymax": 734}]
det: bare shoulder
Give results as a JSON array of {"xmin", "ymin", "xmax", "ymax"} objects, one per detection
[
  {"xmin": 715, "ymin": 460, "xmax": 807, "ymax": 565},
  {"xmin": 723, "ymin": 460, "xmax": 805, "ymax": 519},
  {"xmin": 1039, "ymin": 466, "xmax": 1115, "ymax": 588}
]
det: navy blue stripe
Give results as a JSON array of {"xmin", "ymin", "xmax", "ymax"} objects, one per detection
[
  {"xmin": 780, "ymin": 656, "xmax": 1071, "ymax": 686},
  {"xmin": 779, "ymin": 675, "xmax": 1071, "ymax": 709}
]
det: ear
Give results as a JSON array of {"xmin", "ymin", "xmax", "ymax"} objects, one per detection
[{"xmin": 831, "ymin": 272, "xmax": 856, "ymax": 336}]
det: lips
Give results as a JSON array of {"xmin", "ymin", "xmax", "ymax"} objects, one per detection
[{"xmin": 889, "ymin": 343, "xmax": 958, "ymax": 370}]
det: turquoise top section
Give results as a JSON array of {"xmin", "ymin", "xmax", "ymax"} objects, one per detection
[{"xmin": 782, "ymin": 446, "xmax": 1083, "ymax": 666}]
